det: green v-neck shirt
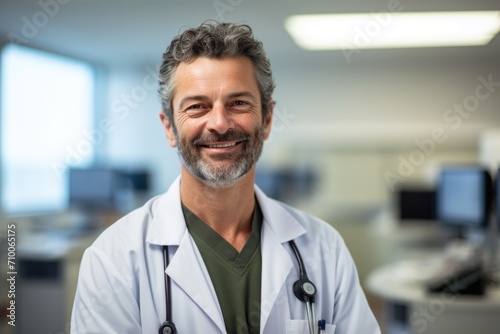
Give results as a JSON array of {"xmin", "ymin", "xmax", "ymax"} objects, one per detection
[{"xmin": 182, "ymin": 202, "xmax": 262, "ymax": 334}]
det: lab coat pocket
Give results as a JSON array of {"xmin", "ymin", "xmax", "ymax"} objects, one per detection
[{"xmin": 285, "ymin": 320, "xmax": 336, "ymax": 334}]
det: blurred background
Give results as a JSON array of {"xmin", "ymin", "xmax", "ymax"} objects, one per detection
[{"xmin": 0, "ymin": 0, "xmax": 500, "ymax": 333}]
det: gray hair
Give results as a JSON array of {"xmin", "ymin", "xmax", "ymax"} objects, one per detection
[{"xmin": 158, "ymin": 20, "xmax": 275, "ymax": 125}]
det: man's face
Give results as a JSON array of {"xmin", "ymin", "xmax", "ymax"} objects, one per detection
[{"xmin": 161, "ymin": 56, "xmax": 273, "ymax": 187}]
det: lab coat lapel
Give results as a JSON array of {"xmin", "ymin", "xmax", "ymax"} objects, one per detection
[
  {"xmin": 166, "ymin": 233, "xmax": 226, "ymax": 333},
  {"xmin": 255, "ymin": 187, "xmax": 306, "ymax": 333},
  {"xmin": 147, "ymin": 177, "xmax": 226, "ymax": 332}
]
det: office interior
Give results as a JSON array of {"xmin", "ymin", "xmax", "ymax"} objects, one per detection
[{"xmin": 1, "ymin": 1, "xmax": 500, "ymax": 333}]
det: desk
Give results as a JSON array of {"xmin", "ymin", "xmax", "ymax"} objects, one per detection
[
  {"xmin": 367, "ymin": 259, "xmax": 500, "ymax": 334},
  {"xmin": 0, "ymin": 210, "xmax": 119, "ymax": 334},
  {"xmin": 15, "ymin": 227, "xmax": 100, "ymax": 334}
]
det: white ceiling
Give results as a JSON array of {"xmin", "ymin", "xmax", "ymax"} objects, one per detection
[{"xmin": 1, "ymin": 0, "xmax": 500, "ymax": 69}]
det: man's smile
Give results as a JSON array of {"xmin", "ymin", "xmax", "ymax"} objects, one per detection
[{"xmin": 198, "ymin": 140, "xmax": 245, "ymax": 155}]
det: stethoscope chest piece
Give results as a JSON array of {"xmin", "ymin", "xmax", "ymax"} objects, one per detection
[
  {"xmin": 293, "ymin": 278, "xmax": 317, "ymax": 302},
  {"xmin": 159, "ymin": 321, "xmax": 177, "ymax": 334}
]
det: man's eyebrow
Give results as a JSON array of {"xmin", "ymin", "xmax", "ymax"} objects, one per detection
[
  {"xmin": 177, "ymin": 95, "xmax": 209, "ymax": 110},
  {"xmin": 177, "ymin": 92, "xmax": 259, "ymax": 110},
  {"xmin": 227, "ymin": 91, "xmax": 259, "ymax": 102}
]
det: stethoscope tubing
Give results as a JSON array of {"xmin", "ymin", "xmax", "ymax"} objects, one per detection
[
  {"xmin": 163, "ymin": 246, "xmax": 173, "ymax": 322},
  {"xmin": 161, "ymin": 240, "xmax": 317, "ymax": 333}
]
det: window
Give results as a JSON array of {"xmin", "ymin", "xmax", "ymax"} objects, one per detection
[{"xmin": 1, "ymin": 44, "xmax": 94, "ymax": 214}]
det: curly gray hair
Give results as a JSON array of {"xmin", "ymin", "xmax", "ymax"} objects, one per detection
[{"xmin": 158, "ymin": 20, "xmax": 275, "ymax": 125}]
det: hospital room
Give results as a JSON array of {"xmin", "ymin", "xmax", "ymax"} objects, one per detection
[{"xmin": 1, "ymin": 0, "xmax": 500, "ymax": 333}]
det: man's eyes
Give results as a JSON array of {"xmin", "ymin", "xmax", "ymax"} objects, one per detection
[
  {"xmin": 184, "ymin": 101, "xmax": 251, "ymax": 113},
  {"xmin": 230, "ymin": 100, "xmax": 253, "ymax": 110},
  {"xmin": 187, "ymin": 104, "xmax": 205, "ymax": 110},
  {"xmin": 184, "ymin": 104, "xmax": 209, "ymax": 115}
]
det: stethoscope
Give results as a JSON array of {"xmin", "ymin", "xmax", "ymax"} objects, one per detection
[{"xmin": 159, "ymin": 240, "xmax": 317, "ymax": 334}]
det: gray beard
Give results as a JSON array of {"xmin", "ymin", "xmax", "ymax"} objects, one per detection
[{"xmin": 175, "ymin": 127, "xmax": 264, "ymax": 188}]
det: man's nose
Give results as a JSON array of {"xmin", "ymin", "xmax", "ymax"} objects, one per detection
[{"xmin": 206, "ymin": 102, "xmax": 232, "ymax": 134}]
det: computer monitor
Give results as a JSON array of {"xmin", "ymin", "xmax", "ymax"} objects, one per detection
[
  {"xmin": 68, "ymin": 168, "xmax": 122, "ymax": 212},
  {"xmin": 255, "ymin": 167, "xmax": 316, "ymax": 202},
  {"xmin": 436, "ymin": 167, "xmax": 493, "ymax": 230},
  {"xmin": 397, "ymin": 188, "xmax": 436, "ymax": 221},
  {"xmin": 121, "ymin": 169, "xmax": 150, "ymax": 192}
]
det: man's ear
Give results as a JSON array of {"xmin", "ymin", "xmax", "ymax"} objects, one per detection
[
  {"xmin": 263, "ymin": 100, "xmax": 274, "ymax": 140},
  {"xmin": 159, "ymin": 111, "xmax": 177, "ymax": 147}
]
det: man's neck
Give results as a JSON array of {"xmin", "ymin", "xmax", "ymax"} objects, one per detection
[{"xmin": 179, "ymin": 168, "xmax": 256, "ymax": 252}]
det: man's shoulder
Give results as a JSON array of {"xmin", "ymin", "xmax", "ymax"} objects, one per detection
[
  {"xmin": 264, "ymin": 196, "xmax": 342, "ymax": 241},
  {"xmin": 278, "ymin": 201, "xmax": 326, "ymax": 224},
  {"xmin": 90, "ymin": 194, "xmax": 164, "ymax": 249}
]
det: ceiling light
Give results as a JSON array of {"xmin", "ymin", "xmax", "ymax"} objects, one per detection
[{"xmin": 285, "ymin": 11, "xmax": 500, "ymax": 50}]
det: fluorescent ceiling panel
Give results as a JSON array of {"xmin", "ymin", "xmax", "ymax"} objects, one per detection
[{"xmin": 285, "ymin": 11, "xmax": 500, "ymax": 50}]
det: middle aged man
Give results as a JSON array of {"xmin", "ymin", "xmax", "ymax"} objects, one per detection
[{"xmin": 71, "ymin": 21, "xmax": 381, "ymax": 334}]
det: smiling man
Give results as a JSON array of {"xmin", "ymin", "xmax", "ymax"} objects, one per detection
[{"xmin": 71, "ymin": 21, "xmax": 381, "ymax": 334}]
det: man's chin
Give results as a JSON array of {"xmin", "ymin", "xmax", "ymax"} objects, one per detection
[
  {"xmin": 202, "ymin": 151, "xmax": 240, "ymax": 162},
  {"xmin": 194, "ymin": 162, "xmax": 250, "ymax": 188}
]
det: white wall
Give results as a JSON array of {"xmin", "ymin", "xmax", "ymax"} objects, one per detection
[
  {"xmin": 100, "ymin": 64, "xmax": 180, "ymax": 197},
  {"xmin": 270, "ymin": 58, "xmax": 500, "ymax": 150}
]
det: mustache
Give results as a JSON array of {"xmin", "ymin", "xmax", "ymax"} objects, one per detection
[{"xmin": 192, "ymin": 130, "xmax": 250, "ymax": 146}]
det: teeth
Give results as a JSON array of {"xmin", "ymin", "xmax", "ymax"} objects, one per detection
[{"xmin": 208, "ymin": 142, "xmax": 237, "ymax": 148}]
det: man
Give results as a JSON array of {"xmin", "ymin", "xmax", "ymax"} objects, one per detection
[{"xmin": 71, "ymin": 21, "xmax": 381, "ymax": 334}]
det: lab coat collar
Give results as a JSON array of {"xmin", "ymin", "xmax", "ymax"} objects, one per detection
[
  {"xmin": 254, "ymin": 185, "xmax": 306, "ymax": 243},
  {"xmin": 146, "ymin": 176, "xmax": 185, "ymax": 246},
  {"xmin": 146, "ymin": 176, "xmax": 307, "ymax": 246}
]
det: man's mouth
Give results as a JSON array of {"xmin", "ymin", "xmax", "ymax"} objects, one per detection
[{"xmin": 200, "ymin": 141, "xmax": 243, "ymax": 149}]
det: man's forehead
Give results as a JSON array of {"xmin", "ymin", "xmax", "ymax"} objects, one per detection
[
  {"xmin": 175, "ymin": 56, "xmax": 255, "ymax": 73},
  {"xmin": 173, "ymin": 56, "xmax": 260, "ymax": 97}
]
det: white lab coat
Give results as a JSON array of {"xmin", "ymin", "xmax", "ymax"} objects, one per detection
[{"xmin": 71, "ymin": 177, "xmax": 380, "ymax": 334}]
